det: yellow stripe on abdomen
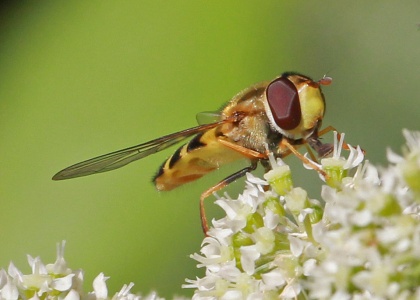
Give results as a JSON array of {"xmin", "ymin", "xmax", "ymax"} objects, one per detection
[{"xmin": 153, "ymin": 128, "xmax": 245, "ymax": 191}]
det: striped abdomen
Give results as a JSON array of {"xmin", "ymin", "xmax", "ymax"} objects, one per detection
[{"xmin": 153, "ymin": 128, "xmax": 245, "ymax": 191}]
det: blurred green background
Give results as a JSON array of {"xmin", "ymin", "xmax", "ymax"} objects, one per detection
[{"xmin": 0, "ymin": 1, "xmax": 418, "ymax": 298}]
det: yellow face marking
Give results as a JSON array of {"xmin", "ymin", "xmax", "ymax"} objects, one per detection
[
  {"xmin": 295, "ymin": 82, "xmax": 326, "ymax": 132},
  {"xmin": 265, "ymin": 74, "xmax": 326, "ymax": 139}
]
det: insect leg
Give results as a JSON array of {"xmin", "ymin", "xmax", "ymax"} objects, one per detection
[
  {"xmin": 200, "ymin": 160, "xmax": 258, "ymax": 234},
  {"xmin": 304, "ymin": 143, "xmax": 318, "ymax": 162},
  {"xmin": 260, "ymin": 159, "xmax": 272, "ymax": 173},
  {"xmin": 217, "ymin": 138, "xmax": 267, "ymax": 159},
  {"xmin": 316, "ymin": 126, "xmax": 355, "ymax": 152},
  {"xmin": 275, "ymin": 134, "xmax": 327, "ymax": 162},
  {"xmin": 280, "ymin": 138, "xmax": 328, "ymax": 178}
]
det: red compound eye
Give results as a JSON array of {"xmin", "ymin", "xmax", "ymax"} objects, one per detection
[{"xmin": 266, "ymin": 77, "xmax": 301, "ymax": 130}]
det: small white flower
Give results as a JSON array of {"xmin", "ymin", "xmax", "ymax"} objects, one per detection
[
  {"xmin": 27, "ymin": 256, "xmax": 47, "ymax": 275},
  {"xmin": 284, "ymin": 187, "xmax": 307, "ymax": 214},
  {"xmin": 239, "ymin": 246, "xmax": 259, "ymax": 275},
  {"xmin": 253, "ymin": 227, "xmax": 275, "ymax": 255},
  {"xmin": 280, "ymin": 281, "xmax": 301, "ymax": 299},
  {"xmin": 263, "ymin": 208, "xmax": 280, "ymax": 229},
  {"xmin": 214, "ymin": 198, "xmax": 252, "ymax": 232},
  {"xmin": 1, "ymin": 277, "xmax": 19, "ymax": 300},
  {"xmin": 245, "ymin": 172, "xmax": 267, "ymax": 186},
  {"xmin": 303, "ymin": 258, "xmax": 317, "ymax": 276},
  {"xmin": 7, "ymin": 262, "xmax": 22, "ymax": 282},
  {"xmin": 0, "ymin": 241, "xmax": 161, "ymax": 300},
  {"xmin": 190, "ymin": 237, "xmax": 233, "ymax": 270},
  {"xmin": 46, "ymin": 241, "xmax": 71, "ymax": 275},
  {"xmin": 349, "ymin": 209, "xmax": 372, "ymax": 227},
  {"xmin": 403, "ymin": 128, "xmax": 420, "ymax": 153},
  {"xmin": 261, "ymin": 269, "xmax": 285, "ymax": 290},
  {"xmin": 387, "ymin": 147, "xmax": 404, "ymax": 164},
  {"xmin": 93, "ymin": 273, "xmax": 109, "ymax": 299},
  {"xmin": 51, "ymin": 273, "xmax": 74, "ymax": 291},
  {"xmin": 304, "ymin": 132, "xmax": 365, "ymax": 185},
  {"xmin": 64, "ymin": 289, "xmax": 80, "ymax": 300},
  {"xmin": 217, "ymin": 263, "xmax": 242, "ymax": 283}
]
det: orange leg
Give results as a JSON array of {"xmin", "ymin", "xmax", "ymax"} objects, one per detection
[
  {"xmin": 200, "ymin": 161, "xmax": 258, "ymax": 234},
  {"xmin": 199, "ymin": 138, "xmax": 269, "ymax": 234},
  {"xmin": 280, "ymin": 139, "xmax": 328, "ymax": 178},
  {"xmin": 304, "ymin": 143, "xmax": 318, "ymax": 162},
  {"xmin": 217, "ymin": 138, "xmax": 267, "ymax": 159}
]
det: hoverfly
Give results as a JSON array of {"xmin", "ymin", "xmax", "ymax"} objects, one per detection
[{"xmin": 53, "ymin": 72, "xmax": 338, "ymax": 233}]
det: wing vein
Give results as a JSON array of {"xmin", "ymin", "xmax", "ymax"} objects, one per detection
[{"xmin": 52, "ymin": 120, "xmax": 227, "ymax": 180}]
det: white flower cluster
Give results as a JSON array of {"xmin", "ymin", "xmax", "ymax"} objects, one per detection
[
  {"xmin": 3, "ymin": 130, "xmax": 420, "ymax": 300},
  {"xmin": 185, "ymin": 130, "xmax": 420, "ymax": 299},
  {"xmin": 0, "ymin": 241, "xmax": 163, "ymax": 300}
]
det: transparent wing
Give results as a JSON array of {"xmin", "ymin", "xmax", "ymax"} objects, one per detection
[
  {"xmin": 196, "ymin": 111, "xmax": 222, "ymax": 125},
  {"xmin": 52, "ymin": 120, "xmax": 227, "ymax": 180}
]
